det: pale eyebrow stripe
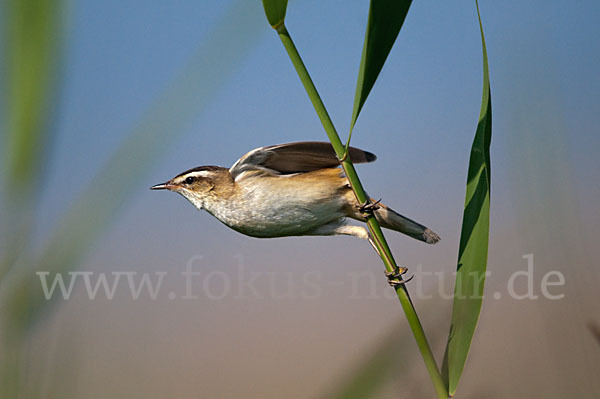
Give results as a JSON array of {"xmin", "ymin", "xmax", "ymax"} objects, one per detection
[
  {"xmin": 191, "ymin": 171, "xmax": 212, "ymax": 177},
  {"xmin": 174, "ymin": 165, "xmax": 223, "ymax": 179}
]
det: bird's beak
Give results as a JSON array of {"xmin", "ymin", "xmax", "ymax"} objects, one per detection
[{"xmin": 150, "ymin": 182, "xmax": 175, "ymax": 190}]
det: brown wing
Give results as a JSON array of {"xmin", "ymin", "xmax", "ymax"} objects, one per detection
[{"xmin": 229, "ymin": 141, "xmax": 376, "ymax": 180}]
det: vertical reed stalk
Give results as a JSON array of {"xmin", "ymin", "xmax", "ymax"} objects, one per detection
[{"xmin": 275, "ymin": 23, "xmax": 448, "ymax": 399}]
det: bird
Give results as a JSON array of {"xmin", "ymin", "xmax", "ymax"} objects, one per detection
[{"xmin": 151, "ymin": 141, "xmax": 440, "ymax": 247}]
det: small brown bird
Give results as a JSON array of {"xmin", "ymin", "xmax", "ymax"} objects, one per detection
[{"xmin": 151, "ymin": 141, "xmax": 440, "ymax": 245}]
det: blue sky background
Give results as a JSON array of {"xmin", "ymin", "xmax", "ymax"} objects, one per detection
[{"xmin": 2, "ymin": 1, "xmax": 600, "ymax": 397}]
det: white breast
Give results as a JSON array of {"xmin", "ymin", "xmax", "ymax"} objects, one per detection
[{"xmin": 203, "ymin": 179, "xmax": 346, "ymax": 238}]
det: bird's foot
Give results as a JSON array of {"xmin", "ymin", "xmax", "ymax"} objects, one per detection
[
  {"xmin": 366, "ymin": 232, "xmax": 411, "ymax": 287},
  {"xmin": 358, "ymin": 198, "xmax": 381, "ymax": 215},
  {"xmin": 385, "ymin": 266, "xmax": 413, "ymax": 287}
]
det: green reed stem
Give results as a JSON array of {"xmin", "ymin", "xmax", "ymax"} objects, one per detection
[{"xmin": 275, "ymin": 23, "xmax": 448, "ymax": 399}]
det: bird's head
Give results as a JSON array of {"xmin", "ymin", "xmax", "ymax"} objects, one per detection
[{"xmin": 151, "ymin": 166, "xmax": 231, "ymax": 209}]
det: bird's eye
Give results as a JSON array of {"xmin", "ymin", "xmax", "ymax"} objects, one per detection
[{"xmin": 185, "ymin": 176, "xmax": 195, "ymax": 184}]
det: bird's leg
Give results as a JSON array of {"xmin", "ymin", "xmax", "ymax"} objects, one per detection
[
  {"xmin": 308, "ymin": 221, "xmax": 413, "ymax": 287},
  {"xmin": 357, "ymin": 198, "xmax": 381, "ymax": 215},
  {"xmin": 367, "ymin": 234, "xmax": 382, "ymax": 257}
]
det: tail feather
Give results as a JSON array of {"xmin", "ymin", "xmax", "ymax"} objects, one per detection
[
  {"xmin": 374, "ymin": 203, "xmax": 440, "ymax": 244},
  {"xmin": 346, "ymin": 200, "xmax": 438, "ymax": 244},
  {"xmin": 342, "ymin": 189, "xmax": 441, "ymax": 244}
]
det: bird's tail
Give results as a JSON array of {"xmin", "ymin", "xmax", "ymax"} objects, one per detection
[
  {"xmin": 348, "ymin": 200, "xmax": 440, "ymax": 244},
  {"xmin": 375, "ymin": 203, "xmax": 440, "ymax": 244}
]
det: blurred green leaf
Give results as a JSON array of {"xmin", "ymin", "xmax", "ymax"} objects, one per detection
[
  {"xmin": 323, "ymin": 305, "xmax": 446, "ymax": 399},
  {"xmin": 2, "ymin": 0, "xmax": 62, "ymax": 199},
  {"xmin": 327, "ymin": 330, "xmax": 400, "ymax": 399},
  {"xmin": 0, "ymin": 0, "xmax": 262, "ymax": 328},
  {"xmin": 349, "ymin": 0, "xmax": 412, "ymax": 137},
  {"xmin": 0, "ymin": 2, "xmax": 266, "ymax": 396},
  {"xmin": 442, "ymin": 1, "xmax": 492, "ymax": 395},
  {"xmin": 0, "ymin": 0, "xmax": 64, "ymax": 280},
  {"xmin": 1, "ymin": 1, "xmax": 65, "ymax": 393},
  {"xmin": 262, "ymin": 0, "xmax": 288, "ymax": 28}
]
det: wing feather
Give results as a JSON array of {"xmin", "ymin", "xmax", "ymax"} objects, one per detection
[{"xmin": 229, "ymin": 141, "xmax": 376, "ymax": 180}]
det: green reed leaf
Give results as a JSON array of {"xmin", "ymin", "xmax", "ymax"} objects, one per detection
[
  {"xmin": 349, "ymin": 0, "xmax": 411, "ymax": 139},
  {"xmin": 442, "ymin": 1, "xmax": 492, "ymax": 395}
]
